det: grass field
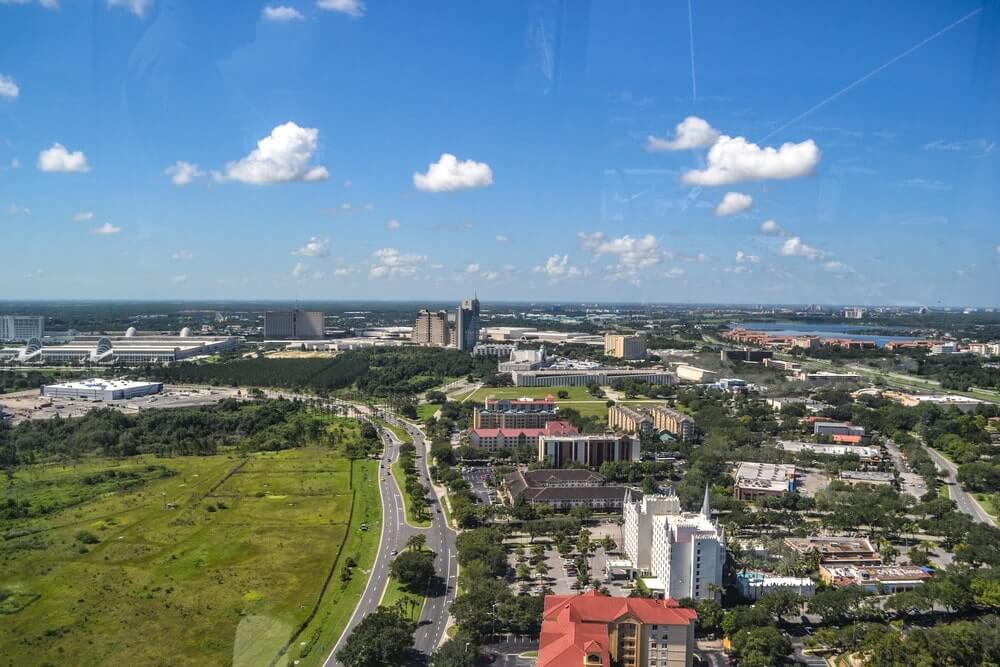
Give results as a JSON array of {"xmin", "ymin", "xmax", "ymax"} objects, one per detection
[
  {"xmin": 461, "ymin": 386, "xmax": 617, "ymax": 419},
  {"xmin": 973, "ymin": 493, "xmax": 998, "ymax": 518},
  {"xmin": 416, "ymin": 403, "xmax": 441, "ymax": 421},
  {"xmin": 390, "ymin": 458, "xmax": 431, "ymax": 528},
  {"xmin": 376, "ymin": 419, "xmax": 412, "ymax": 445},
  {"xmin": 0, "ymin": 437, "xmax": 380, "ymax": 666}
]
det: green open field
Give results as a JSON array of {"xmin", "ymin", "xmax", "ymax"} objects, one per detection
[
  {"xmin": 460, "ymin": 386, "xmax": 628, "ymax": 419},
  {"xmin": 0, "ymin": 445, "xmax": 381, "ymax": 667},
  {"xmin": 973, "ymin": 493, "xmax": 998, "ymax": 518},
  {"xmin": 416, "ymin": 403, "xmax": 441, "ymax": 421}
]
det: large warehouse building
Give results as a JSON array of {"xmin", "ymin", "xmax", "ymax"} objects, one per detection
[
  {"xmin": 41, "ymin": 379, "xmax": 163, "ymax": 401},
  {"xmin": 0, "ymin": 332, "xmax": 241, "ymax": 366}
]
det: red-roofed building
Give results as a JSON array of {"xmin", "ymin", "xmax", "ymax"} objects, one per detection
[
  {"xmin": 469, "ymin": 420, "xmax": 577, "ymax": 452},
  {"xmin": 538, "ymin": 590, "xmax": 697, "ymax": 667},
  {"xmin": 832, "ymin": 434, "xmax": 863, "ymax": 444},
  {"xmin": 474, "ymin": 395, "xmax": 562, "ymax": 429}
]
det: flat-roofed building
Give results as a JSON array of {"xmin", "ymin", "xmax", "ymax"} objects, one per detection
[
  {"xmin": 473, "ymin": 395, "xmax": 560, "ymax": 428},
  {"xmin": 736, "ymin": 571, "xmax": 816, "ymax": 601},
  {"xmin": 676, "ymin": 364, "xmax": 717, "ymax": 383},
  {"xmin": 469, "ymin": 420, "xmax": 576, "ymax": 452},
  {"xmin": 814, "ymin": 421, "xmax": 865, "ymax": 437},
  {"xmin": 41, "ymin": 378, "xmax": 162, "ymax": 401},
  {"xmin": 776, "ymin": 440, "xmax": 881, "ymax": 462},
  {"xmin": 733, "ymin": 462, "xmax": 796, "ymax": 501},
  {"xmin": 0, "ymin": 315, "xmax": 44, "ymax": 342},
  {"xmin": 623, "ymin": 488, "xmax": 725, "ymax": 602},
  {"xmin": 0, "ymin": 334, "xmax": 241, "ymax": 366},
  {"xmin": 538, "ymin": 590, "xmax": 697, "ymax": 667},
  {"xmin": 796, "ymin": 371, "xmax": 863, "ymax": 384},
  {"xmin": 784, "ymin": 537, "xmax": 881, "ymax": 566},
  {"xmin": 263, "ymin": 310, "xmax": 324, "ymax": 339},
  {"xmin": 819, "ymin": 565, "xmax": 931, "ymax": 593},
  {"xmin": 839, "ymin": 470, "xmax": 895, "ymax": 486},
  {"xmin": 649, "ymin": 405, "xmax": 697, "ymax": 443},
  {"xmin": 608, "ymin": 404, "xmax": 653, "ymax": 434},
  {"xmin": 766, "ymin": 397, "xmax": 829, "ymax": 413},
  {"xmin": 539, "ymin": 432, "xmax": 639, "ymax": 468},
  {"xmin": 604, "ymin": 333, "xmax": 647, "ymax": 360},
  {"xmin": 721, "ymin": 349, "xmax": 774, "ymax": 363},
  {"xmin": 503, "ymin": 468, "xmax": 633, "ymax": 511},
  {"xmin": 513, "ymin": 368, "xmax": 675, "ymax": 387},
  {"xmin": 411, "ymin": 309, "xmax": 451, "ymax": 347}
]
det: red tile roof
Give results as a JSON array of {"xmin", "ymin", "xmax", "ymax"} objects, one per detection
[
  {"xmin": 470, "ymin": 421, "xmax": 577, "ymax": 439},
  {"xmin": 832, "ymin": 434, "xmax": 863, "ymax": 444},
  {"xmin": 538, "ymin": 590, "xmax": 696, "ymax": 667}
]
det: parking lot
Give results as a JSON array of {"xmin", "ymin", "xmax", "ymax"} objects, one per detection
[
  {"xmin": 462, "ymin": 465, "xmax": 495, "ymax": 505},
  {"xmin": 0, "ymin": 385, "xmax": 243, "ymax": 423},
  {"xmin": 507, "ymin": 535, "xmax": 632, "ymax": 597}
]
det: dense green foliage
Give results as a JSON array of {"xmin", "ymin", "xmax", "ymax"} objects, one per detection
[
  {"xmin": 336, "ymin": 606, "xmax": 416, "ymax": 667},
  {"xmin": 915, "ymin": 352, "xmax": 1000, "ymax": 391}
]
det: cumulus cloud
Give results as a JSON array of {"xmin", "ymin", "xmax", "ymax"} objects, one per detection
[
  {"xmin": 580, "ymin": 232, "xmax": 664, "ymax": 268},
  {"xmin": 735, "ymin": 251, "xmax": 760, "ymax": 263},
  {"xmin": 495, "ymin": 234, "xmax": 509, "ymax": 243},
  {"xmin": 369, "ymin": 247, "xmax": 426, "ymax": 279},
  {"xmin": 714, "ymin": 192, "xmax": 753, "ymax": 216},
  {"xmin": 293, "ymin": 236, "xmax": 330, "ymax": 257},
  {"xmin": 262, "ymin": 5, "xmax": 304, "ymax": 21},
  {"xmin": 0, "ymin": 73, "xmax": 19, "ymax": 100},
  {"xmin": 72, "ymin": 211, "xmax": 95, "ymax": 222},
  {"xmin": 292, "ymin": 261, "xmax": 309, "ymax": 277},
  {"xmin": 217, "ymin": 122, "xmax": 328, "ymax": 185},
  {"xmin": 386, "ymin": 219, "xmax": 401, "ymax": 230},
  {"xmin": 483, "ymin": 271, "xmax": 499, "ymax": 281},
  {"xmin": 90, "ymin": 222, "xmax": 121, "ymax": 235},
  {"xmin": 683, "ymin": 135, "xmax": 821, "ymax": 186},
  {"xmin": 759, "ymin": 220, "xmax": 784, "ymax": 236},
  {"xmin": 317, "ymin": 0, "xmax": 364, "ymax": 17},
  {"xmin": 645, "ymin": 116, "xmax": 720, "ymax": 152},
  {"xmin": 37, "ymin": 143, "xmax": 90, "ymax": 173},
  {"xmin": 106, "ymin": 0, "xmax": 153, "ymax": 17},
  {"xmin": 165, "ymin": 160, "xmax": 203, "ymax": 185},
  {"xmin": 780, "ymin": 236, "xmax": 824, "ymax": 260},
  {"xmin": 413, "ymin": 153, "xmax": 493, "ymax": 192},
  {"xmin": 534, "ymin": 254, "xmax": 580, "ymax": 281},
  {"xmin": 172, "ymin": 250, "xmax": 193, "ymax": 261},
  {"xmin": 466, "ymin": 263, "xmax": 480, "ymax": 273}
]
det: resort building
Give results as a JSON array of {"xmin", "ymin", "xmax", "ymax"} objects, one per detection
[
  {"xmin": 511, "ymin": 368, "xmax": 675, "ymax": 387},
  {"xmin": 411, "ymin": 309, "xmax": 451, "ymax": 347},
  {"xmin": 473, "ymin": 395, "xmax": 561, "ymax": 429},
  {"xmin": 502, "ymin": 468, "xmax": 633, "ymax": 511},
  {"xmin": 736, "ymin": 572, "xmax": 816, "ymax": 601},
  {"xmin": 604, "ymin": 333, "xmax": 647, "ymax": 360},
  {"xmin": 538, "ymin": 432, "xmax": 640, "ymax": 468},
  {"xmin": 733, "ymin": 462, "xmax": 796, "ymax": 501},
  {"xmin": 819, "ymin": 565, "xmax": 932, "ymax": 593},
  {"xmin": 469, "ymin": 420, "xmax": 576, "ymax": 452},
  {"xmin": 608, "ymin": 405, "xmax": 654, "ymax": 435},
  {"xmin": 784, "ymin": 537, "xmax": 881, "ymax": 566}
]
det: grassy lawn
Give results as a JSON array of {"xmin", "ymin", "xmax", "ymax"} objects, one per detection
[
  {"xmin": 390, "ymin": 458, "xmax": 432, "ymax": 528},
  {"xmin": 416, "ymin": 403, "xmax": 441, "ymax": 421},
  {"xmin": 375, "ymin": 418, "xmax": 413, "ymax": 444},
  {"xmin": 465, "ymin": 386, "xmax": 616, "ymax": 419},
  {"xmin": 0, "ymin": 441, "xmax": 380, "ymax": 667},
  {"xmin": 972, "ymin": 493, "xmax": 998, "ymax": 518}
]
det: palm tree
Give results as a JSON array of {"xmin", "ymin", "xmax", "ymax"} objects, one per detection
[{"xmin": 406, "ymin": 534, "xmax": 427, "ymax": 552}]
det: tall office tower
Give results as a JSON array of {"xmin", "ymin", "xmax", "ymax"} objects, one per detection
[
  {"xmin": 604, "ymin": 332, "xmax": 647, "ymax": 359},
  {"xmin": 411, "ymin": 309, "xmax": 451, "ymax": 347},
  {"xmin": 0, "ymin": 315, "xmax": 44, "ymax": 341},
  {"xmin": 263, "ymin": 310, "xmax": 325, "ymax": 338},
  {"xmin": 455, "ymin": 296, "xmax": 480, "ymax": 351}
]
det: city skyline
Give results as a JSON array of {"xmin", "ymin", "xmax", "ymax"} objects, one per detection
[{"xmin": 1, "ymin": 1, "xmax": 998, "ymax": 305}]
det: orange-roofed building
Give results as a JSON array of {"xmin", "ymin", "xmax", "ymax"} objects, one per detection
[
  {"xmin": 538, "ymin": 590, "xmax": 697, "ymax": 667},
  {"xmin": 832, "ymin": 434, "xmax": 863, "ymax": 444}
]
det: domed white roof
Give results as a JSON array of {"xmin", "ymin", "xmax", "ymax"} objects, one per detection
[
  {"xmin": 179, "ymin": 327, "xmax": 192, "ymax": 337},
  {"xmin": 125, "ymin": 326, "xmax": 137, "ymax": 337}
]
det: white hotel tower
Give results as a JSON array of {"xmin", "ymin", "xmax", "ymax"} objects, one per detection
[{"xmin": 622, "ymin": 487, "xmax": 725, "ymax": 601}]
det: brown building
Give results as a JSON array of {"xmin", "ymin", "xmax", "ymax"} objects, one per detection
[
  {"xmin": 784, "ymin": 537, "xmax": 882, "ymax": 566},
  {"xmin": 473, "ymin": 396, "xmax": 561, "ymax": 429},
  {"xmin": 503, "ymin": 468, "xmax": 634, "ymax": 511},
  {"xmin": 538, "ymin": 433, "xmax": 639, "ymax": 468},
  {"xmin": 604, "ymin": 333, "xmax": 647, "ymax": 360},
  {"xmin": 411, "ymin": 309, "xmax": 450, "ymax": 346},
  {"xmin": 649, "ymin": 405, "xmax": 697, "ymax": 443},
  {"xmin": 608, "ymin": 404, "xmax": 654, "ymax": 434}
]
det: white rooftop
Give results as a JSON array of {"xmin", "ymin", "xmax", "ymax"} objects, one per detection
[{"xmin": 45, "ymin": 378, "xmax": 160, "ymax": 391}]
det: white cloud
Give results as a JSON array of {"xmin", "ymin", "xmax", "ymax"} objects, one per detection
[
  {"xmin": 171, "ymin": 274, "xmax": 188, "ymax": 283},
  {"xmin": 90, "ymin": 222, "xmax": 121, "ymax": 235},
  {"xmin": 172, "ymin": 250, "xmax": 193, "ymax": 261},
  {"xmin": 714, "ymin": 192, "xmax": 753, "ymax": 216},
  {"xmin": 369, "ymin": 247, "xmax": 426, "ymax": 279},
  {"xmin": 683, "ymin": 135, "xmax": 821, "ymax": 186},
  {"xmin": 0, "ymin": 0, "xmax": 59, "ymax": 9},
  {"xmin": 898, "ymin": 178, "xmax": 950, "ymax": 192},
  {"xmin": 413, "ymin": 153, "xmax": 493, "ymax": 192},
  {"xmin": 735, "ymin": 251, "xmax": 760, "ymax": 263},
  {"xmin": 0, "ymin": 74, "xmax": 19, "ymax": 100},
  {"xmin": 534, "ymin": 254, "xmax": 580, "ymax": 281},
  {"xmin": 759, "ymin": 220, "xmax": 785, "ymax": 236},
  {"xmin": 466, "ymin": 263, "xmax": 480, "ymax": 273},
  {"xmin": 495, "ymin": 234, "xmax": 509, "ymax": 243},
  {"xmin": 780, "ymin": 236, "xmax": 824, "ymax": 260},
  {"xmin": 923, "ymin": 139, "xmax": 995, "ymax": 155},
  {"xmin": 579, "ymin": 232, "xmax": 664, "ymax": 276},
  {"xmin": 317, "ymin": 0, "xmax": 364, "ymax": 17},
  {"xmin": 6, "ymin": 204, "xmax": 30, "ymax": 215},
  {"xmin": 72, "ymin": 211, "xmax": 95, "ymax": 222},
  {"xmin": 664, "ymin": 267, "xmax": 685, "ymax": 279},
  {"xmin": 293, "ymin": 236, "xmax": 330, "ymax": 257},
  {"xmin": 385, "ymin": 219, "xmax": 401, "ymax": 230},
  {"xmin": 164, "ymin": 160, "xmax": 202, "ymax": 185},
  {"xmin": 37, "ymin": 143, "xmax": 90, "ymax": 173},
  {"xmin": 996, "ymin": 244, "xmax": 1000, "ymax": 256},
  {"xmin": 483, "ymin": 271, "xmax": 499, "ymax": 281},
  {"xmin": 333, "ymin": 266, "xmax": 357, "ymax": 277},
  {"xmin": 10, "ymin": 158, "xmax": 21, "ymax": 169},
  {"xmin": 217, "ymin": 122, "xmax": 328, "ymax": 185},
  {"xmin": 292, "ymin": 261, "xmax": 309, "ymax": 277},
  {"xmin": 823, "ymin": 260, "xmax": 854, "ymax": 274},
  {"xmin": 678, "ymin": 252, "xmax": 708, "ymax": 263},
  {"xmin": 645, "ymin": 116, "xmax": 719, "ymax": 152},
  {"xmin": 106, "ymin": 0, "xmax": 153, "ymax": 17},
  {"xmin": 262, "ymin": 5, "xmax": 304, "ymax": 21}
]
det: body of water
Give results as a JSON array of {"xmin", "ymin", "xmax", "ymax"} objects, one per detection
[{"xmin": 734, "ymin": 322, "xmax": 918, "ymax": 347}]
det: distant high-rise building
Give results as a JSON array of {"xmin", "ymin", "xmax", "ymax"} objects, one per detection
[
  {"xmin": 0, "ymin": 315, "xmax": 44, "ymax": 341},
  {"xmin": 411, "ymin": 309, "xmax": 450, "ymax": 347},
  {"xmin": 263, "ymin": 310, "xmax": 324, "ymax": 339},
  {"xmin": 455, "ymin": 296, "xmax": 480, "ymax": 351},
  {"xmin": 604, "ymin": 332, "xmax": 646, "ymax": 359},
  {"xmin": 843, "ymin": 307, "xmax": 865, "ymax": 319}
]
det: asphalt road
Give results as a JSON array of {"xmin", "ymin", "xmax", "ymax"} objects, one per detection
[{"xmin": 924, "ymin": 442, "xmax": 995, "ymax": 525}]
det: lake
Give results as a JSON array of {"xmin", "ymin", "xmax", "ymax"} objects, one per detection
[{"xmin": 734, "ymin": 321, "xmax": 918, "ymax": 347}]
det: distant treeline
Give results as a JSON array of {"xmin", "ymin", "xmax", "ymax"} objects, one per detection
[
  {"xmin": 146, "ymin": 347, "xmax": 495, "ymax": 396},
  {"xmin": 0, "ymin": 398, "xmax": 363, "ymax": 466}
]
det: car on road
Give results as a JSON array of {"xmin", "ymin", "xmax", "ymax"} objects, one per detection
[{"xmin": 390, "ymin": 549, "xmax": 398, "ymax": 556}]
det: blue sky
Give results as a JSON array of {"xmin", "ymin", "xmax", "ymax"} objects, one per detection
[{"xmin": 1, "ymin": 0, "xmax": 998, "ymax": 305}]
